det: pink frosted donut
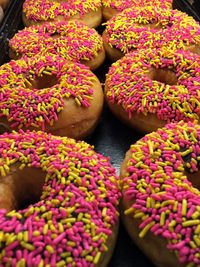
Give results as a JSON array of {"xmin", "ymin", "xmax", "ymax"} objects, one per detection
[
  {"xmin": 121, "ymin": 120, "xmax": 200, "ymax": 267},
  {"xmin": 102, "ymin": 0, "xmax": 172, "ymax": 21},
  {"xmin": 105, "ymin": 48, "xmax": 200, "ymax": 133},
  {"xmin": 9, "ymin": 21, "xmax": 105, "ymax": 71},
  {"xmin": 0, "ymin": 53, "xmax": 103, "ymax": 139},
  {"xmin": 103, "ymin": 6, "xmax": 200, "ymax": 62},
  {"xmin": 22, "ymin": 0, "xmax": 102, "ymax": 28},
  {"xmin": 0, "ymin": 130, "xmax": 120, "ymax": 266}
]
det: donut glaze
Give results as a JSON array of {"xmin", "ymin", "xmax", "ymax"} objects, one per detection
[
  {"xmin": 102, "ymin": 0, "xmax": 172, "ymax": 21},
  {"xmin": 0, "ymin": 54, "xmax": 103, "ymax": 139},
  {"xmin": 0, "ymin": 130, "xmax": 120, "ymax": 266},
  {"xmin": 9, "ymin": 21, "xmax": 105, "ymax": 71},
  {"xmin": 120, "ymin": 120, "xmax": 200, "ymax": 266},
  {"xmin": 105, "ymin": 49, "xmax": 200, "ymax": 133},
  {"xmin": 22, "ymin": 0, "xmax": 101, "ymax": 28},
  {"xmin": 103, "ymin": 6, "xmax": 200, "ymax": 62}
]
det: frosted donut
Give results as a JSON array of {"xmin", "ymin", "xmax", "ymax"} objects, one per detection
[
  {"xmin": 105, "ymin": 49, "xmax": 200, "ymax": 134},
  {"xmin": 0, "ymin": 54, "xmax": 103, "ymax": 139},
  {"xmin": 9, "ymin": 21, "xmax": 105, "ymax": 71},
  {"xmin": 0, "ymin": 130, "xmax": 120, "ymax": 266},
  {"xmin": 0, "ymin": 0, "xmax": 9, "ymax": 9},
  {"xmin": 22, "ymin": 0, "xmax": 101, "ymax": 28},
  {"xmin": 0, "ymin": 6, "xmax": 3, "ymax": 23},
  {"xmin": 120, "ymin": 120, "xmax": 200, "ymax": 267},
  {"xmin": 103, "ymin": 6, "xmax": 200, "ymax": 62},
  {"xmin": 102, "ymin": 0, "xmax": 172, "ymax": 21}
]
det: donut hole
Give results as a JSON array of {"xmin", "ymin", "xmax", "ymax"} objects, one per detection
[
  {"xmin": 30, "ymin": 74, "xmax": 58, "ymax": 89},
  {"xmin": 147, "ymin": 22, "xmax": 162, "ymax": 30},
  {"xmin": 0, "ymin": 166, "xmax": 45, "ymax": 212},
  {"xmin": 148, "ymin": 68, "xmax": 178, "ymax": 85},
  {"xmin": 0, "ymin": 123, "xmax": 11, "ymax": 135},
  {"xmin": 49, "ymin": 32, "xmax": 60, "ymax": 39},
  {"xmin": 186, "ymin": 171, "xmax": 200, "ymax": 191}
]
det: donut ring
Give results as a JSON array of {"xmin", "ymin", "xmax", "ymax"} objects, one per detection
[
  {"xmin": 0, "ymin": 54, "xmax": 103, "ymax": 139},
  {"xmin": 102, "ymin": 0, "xmax": 172, "ymax": 21},
  {"xmin": 120, "ymin": 120, "xmax": 200, "ymax": 267},
  {"xmin": 9, "ymin": 21, "xmax": 105, "ymax": 71},
  {"xmin": 103, "ymin": 6, "xmax": 200, "ymax": 62},
  {"xmin": 22, "ymin": 0, "xmax": 102, "ymax": 28},
  {"xmin": 0, "ymin": 130, "xmax": 120, "ymax": 266},
  {"xmin": 0, "ymin": 0, "xmax": 9, "ymax": 9},
  {"xmin": 0, "ymin": 6, "xmax": 3, "ymax": 23},
  {"xmin": 105, "ymin": 49, "xmax": 200, "ymax": 133}
]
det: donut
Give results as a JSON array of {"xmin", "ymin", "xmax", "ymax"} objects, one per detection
[
  {"xmin": 120, "ymin": 120, "xmax": 200, "ymax": 267},
  {"xmin": 0, "ymin": 53, "xmax": 103, "ymax": 139},
  {"xmin": 0, "ymin": 130, "xmax": 120, "ymax": 266},
  {"xmin": 22, "ymin": 0, "xmax": 102, "ymax": 28},
  {"xmin": 0, "ymin": 0, "xmax": 9, "ymax": 9},
  {"xmin": 0, "ymin": 6, "xmax": 3, "ymax": 23},
  {"xmin": 9, "ymin": 20, "xmax": 105, "ymax": 71},
  {"xmin": 103, "ymin": 6, "xmax": 200, "ymax": 62},
  {"xmin": 102, "ymin": 0, "xmax": 172, "ymax": 21},
  {"xmin": 105, "ymin": 48, "xmax": 200, "ymax": 134}
]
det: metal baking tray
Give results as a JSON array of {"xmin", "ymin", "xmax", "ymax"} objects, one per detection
[{"xmin": 0, "ymin": 0, "xmax": 199, "ymax": 266}]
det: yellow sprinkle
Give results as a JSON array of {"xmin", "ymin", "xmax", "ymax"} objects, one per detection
[
  {"xmin": 20, "ymin": 242, "xmax": 34, "ymax": 251},
  {"xmin": 67, "ymin": 241, "xmax": 76, "ymax": 247},
  {"xmin": 195, "ymin": 224, "xmax": 200, "ymax": 234},
  {"xmin": 147, "ymin": 140, "xmax": 154, "ymax": 155},
  {"xmin": 66, "ymin": 257, "xmax": 73, "ymax": 263},
  {"xmin": 190, "ymin": 241, "xmax": 197, "ymax": 249},
  {"xmin": 93, "ymin": 252, "xmax": 101, "ymax": 264},
  {"xmin": 46, "ymin": 245, "xmax": 54, "ymax": 254},
  {"xmin": 56, "ymin": 261, "xmax": 66, "ymax": 267},
  {"xmin": 102, "ymin": 207, "xmax": 107, "ymax": 217},
  {"xmin": 16, "ymin": 259, "xmax": 26, "ymax": 267},
  {"xmin": 183, "ymin": 130, "xmax": 189, "ymax": 140},
  {"xmin": 124, "ymin": 207, "xmax": 135, "ymax": 215},
  {"xmin": 194, "ymin": 235, "xmax": 200, "ymax": 246},
  {"xmin": 139, "ymin": 221, "xmax": 155, "ymax": 238},
  {"xmin": 182, "ymin": 220, "xmax": 200, "ymax": 227},
  {"xmin": 180, "ymin": 148, "xmax": 193, "ymax": 157},
  {"xmin": 134, "ymin": 212, "xmax": 144, "ymax": 219},
  {"xmin": 160, "ymin": 212, "xmax": 166, "ymax": 226},
  {"xmin": 192, "ymin": 211, "xmax": 200, "ymax": 220},
  {"xmin": 43, "ymin": 224, "xmax": 48, "ymax": 235},
  {"xmin": 86, "ymin": 255, "xmax": 93, "ymax": 262},
  {"xmin": 182, "ymin": 199, "xmax": 187, "ymax": 216},
  {"xmin": 0, "ymin": 166, "xmax": 6, "ymax": 176},
  {"xmin": 38, "ymin": 260, "xmax": 44, "ymax": 267},
  {"xmin": 23, "ymin": 231, "xmax": 29, "ymax": 242}
]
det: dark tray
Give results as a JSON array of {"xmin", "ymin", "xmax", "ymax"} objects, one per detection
[{"xmin": 0, "ymin": 0, "xmax": 200, "ymax": 266}]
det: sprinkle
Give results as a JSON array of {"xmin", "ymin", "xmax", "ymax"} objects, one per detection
[
  {"xmin": 182, "ymin": 220, "xmax": 200, "ymax": 227},
  {"xmin": 182, "ymin": 199, "xmax": 187, "ymax": 216},
  {"xmin": 139, "ymin": 221, "xmax": 155, "ymax": 238}
]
